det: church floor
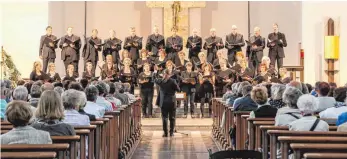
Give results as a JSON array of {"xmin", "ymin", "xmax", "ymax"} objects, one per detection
[{"xmin": 131, "ymin": 130, "xmax": 219, "ymax": 159}]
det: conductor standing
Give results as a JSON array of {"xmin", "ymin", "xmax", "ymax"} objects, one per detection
[{"xmin": 154, "ymin": 69, "xmax": 180, "ymax": 137}]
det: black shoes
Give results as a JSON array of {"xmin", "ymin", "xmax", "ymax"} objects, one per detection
[
  {"xmin": 170, "ymin": 133, "xmax": 174, "ymax": 137},
  {"xmin": 162, "ymin": 133, "xmax": 168, "ymax": 137}
]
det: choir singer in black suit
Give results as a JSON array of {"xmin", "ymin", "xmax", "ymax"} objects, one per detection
[
  {"xmin": 165, "ymin": 27, "xmax": 183, "ymax": 61},
  {"xmin": 267, "ymin": 23, "xmax": 287, "ymax": 70},
  {"xmin": 39, "ymin": 26, "xmax": 58, "ymax": 73},
  {"xmin": 186, "ymin": 28, "xmax": 202, "ymax": 63},
  {"xmin": 146, "ymin": 26, "xmax": 165, "ymax": 61},
  {"xmin": 203, "ymin": 28, "xmax": 224, "ymax": 63},
  {"xmin": 225, "ymin": 25, "xmax": 245, "ymax": 66},
  {"xmin": 154, "ymin": 69, "xmax": 180, "ymax": 137},
  {"xmin": 246, "ymin": 27, "xmax": 265, "ymax": 76},
  {"xmin": 103, "ymin": 30, "xmax": 122, "ymax": 66},
  {"xmin": 83, "ymin": 29, "xmax": 102, "ymax": 73},
  {"xmin": 59, "ymin": 27, "xmax": 81, "ymax": 74},
  {"xmin": 124, "ymin": 27, "xmax": 143, "ymax": 65}
]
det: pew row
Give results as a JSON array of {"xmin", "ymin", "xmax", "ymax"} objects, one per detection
[
  {"xmin": 291, "ymin": 143, "xmax": 347, "ymax": 159},
  {"xmin": 1, "ymin": 144, "xmax": 68, "ymax": 159},
  {"xmin": 304, "ymin": 153, "xmax": 347, "ymax": 159},
  {"xmin": 1, "ymin": 152, "xmax": 57, "ymax": 159}
]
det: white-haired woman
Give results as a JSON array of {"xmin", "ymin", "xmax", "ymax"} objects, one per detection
[
  {"xmin": 289, "ymin": 94, "xmax": 329, "ymax": 131},
  {"xmin": 62, "ymin": 89, "xmax": 90, "ymax": 126},
  {"xmin": 275, "ymin": 87, "xmax": 303, "ymax": 126}
]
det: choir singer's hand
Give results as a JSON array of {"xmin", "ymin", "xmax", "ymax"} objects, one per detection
[
  {"xmin": 111, "ymin": 45, "xmax": 116, "ymax": 49},
  {"xmin": 49, "ymin": 42, "xmax": 54, "ymax": 47},
  {"xmin": 94, "ymin": 45, "xmax": 98, "ymax": 49},
  {"xmin": 252, "ymin": 45, "xmax": 258, "ymax": 49},
  {"xmin": 69, "ymin": 43, "xmax": 75, "ymax": 47},
  {"xmin": 63, "ymin": 43, "xmax": 68, "ymax": 47}
]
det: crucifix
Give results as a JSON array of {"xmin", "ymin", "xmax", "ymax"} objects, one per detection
[{"xmin": 146, "ymin": 1, "xmax": 206, "ymax": 52}]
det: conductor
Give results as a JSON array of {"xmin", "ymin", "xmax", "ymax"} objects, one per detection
[{"xmin": 154, "ymin": 68, "xmax": 180, "ymax": 137}]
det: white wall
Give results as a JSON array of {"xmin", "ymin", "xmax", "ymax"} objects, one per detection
[
  {"xmin": 302, "ymin": 1, "xmax": 347, "ymax": 85},
  {"xmin": 1, "ymin": 2, "xmax": 48, "ymax": 78},
  {"xmin": 250, "ymin": 1, "xmax": 302, "ymax": 66}
]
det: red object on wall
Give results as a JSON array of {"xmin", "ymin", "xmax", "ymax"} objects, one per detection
[{"xmin": 300, "ymin": 49, "xmax": 304, "ymax": 59}]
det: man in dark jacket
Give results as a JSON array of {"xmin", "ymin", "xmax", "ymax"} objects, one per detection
[
  {"xmin": 267, "ymin": 23, "xmax": 287, "ymax": 70},
  {"xmin": 155, "ymin": 69, "xmax": 180, "ymax": 137}
]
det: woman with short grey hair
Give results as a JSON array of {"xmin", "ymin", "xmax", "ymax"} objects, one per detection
[
  {"xmin": 53, "ymin": 87, "xmax": 64, "ymax": 96},
  {"xmin": 13, "ymin": 86, "xmax": 29, "ymax": 101},
  {"xmin": 269, "ymin": 84, "xmax": 286, "ymax": 109},
  {"xmin": 61, "ymin": 89, "xmax": 90, "ymax": 126},
  {"xmin": 289, "ymin": 94, "xmax": 329, "ymax": 131},
  {"xmin": 275, "ymin": 87, "xmax": 303, "ymax": 126},
  {"xmin": 84, "ymin": 85, "xmax": 106, "ymax": 118}
]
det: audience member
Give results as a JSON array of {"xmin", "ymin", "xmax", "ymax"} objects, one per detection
[
  {"xmin": 53, "ymin": 82, "xmax": 63, "ymax": 88},
  {"xmin": 12, "ymin": 86, "xmax": 37, "ymax": 122},
  {"xmin": 105, "ymin": 82, "xmax": 121, "ymax": 108},
  {"xmin": 29, "ymin": 84, "xmax": 42, "ymax": 107},
  {"xmin": 222, "ymin": 83, "xmax": 233, "ymax": 101},
  {"xmin": 301, "ymin": 82, "xmax": 309, "ymax": 94},
  {"xmin": 62, "ymin": 89, "xmax": 90, "ymax": 125},
  {"xmin": 227, "ymin": 83, "xmax": 240, "ymax": 106},
  {"xmin": 249, "ymin": 86, "xmax": 277, "ymax": 118},
  {"xmin": 269, "ymin": 84, "xmax": 286, "ymax": 109},
  {"xmin": 53, "ymin": 86, "xmax": 64, "ymax": 96},
  {"xmin": 1, "ymin": 101, "xmax": 52, "ymax": 144},
  {"xmin": 113, "ymin": 82, "xmax": 129, "ymax": 105},
  {"xmin": 233, "ymin": 85, "xmax": 257, "ymax": 111},
  {"xmin": 315, "ymin": 82, "xmax": 336, "ymax": 112},
  {"xmin": 84, "ymin": 85, "xmax": 106, "ymax": 118},
  {"xmin": 306, "ymin": 83, "xmax": 313, "ymax": 94},
  {"xmin": 68, "ymin": 82, "xmax": 83, "ymax": 91},
  {"xmin": 337, "ymin": 112, "xmax": 347, "ymax": 131},
  {"xmin": 275, "ymin": 87, "xmax": 303, "ymax": 126},
  {"xmin": 289, "ymin": 94, "xmax": 329, "ymax": 131},
  {"xmin": 287, "ymin": 81, "xmax": 303, "ymax": 93},
  {"xmin": 32, "ymin": 90, "xmax": 75, "ymax": 136},
  {"xmin": 95, "ymin": 82, "xmax": 113, "ymax": 111},
  {"xmin": 319, "ymin": 87, "xmax": 347, "ymax": 118},
  {"xmin": 0, "ymin": 87, "xmax": 8, "ymax": 119},
  {"xmin": 311, "ymin": 81, "xmax": 321, "ymax": 97},
  {"xmin": 80, "ymin": 78, "xmax": 89, "ymax": 90},
  {"xmin": 123, "ymin": 83, "xmax": 136, "ymax": 102},
  {"xmin": 40, "ymin": 83, "xmax": 54, "ymax": 92}
]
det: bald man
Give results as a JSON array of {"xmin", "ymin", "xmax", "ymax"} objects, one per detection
[
  {"xmin": 186, "ymin": 28, "xmax": 202, "ymax": 63},
  {"xmin": 103, "ymin": 30, "xmax": 122, "ymax": 65},
  {"xmin": 203, "ymin": 28, "xmax": 224, "ymax": 63},
  {"xmin": 225, "ymin": 25, "xmax": 245, "ymax": 66},
  {"xmin": 146, "ymin": 26, "xmax": 165, "ymax": 61},
  {"xmin": 246, "ymin": 27, "xmax": 265, "ymax": 76}
]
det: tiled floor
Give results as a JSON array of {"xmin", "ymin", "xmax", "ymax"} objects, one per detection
[{"xmin": 131, "ymin": 131, "xmax": 219, "ymax": 159}]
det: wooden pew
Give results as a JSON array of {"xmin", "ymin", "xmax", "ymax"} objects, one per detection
[
  {"xmin": 51, "ymin": 136, "xmax": 80, "ymax": 159},
  {"xmin": 1, "ymin": 121, "xmax": 11, "ymax": 125},
  {"xmin": 1, "ymin": 144, "xmax": 68, "ymax": 159},
  {"xmin": 1, "ymin": 152, "xmax": 57, "ymax": 159},
  {"xmin": 224, "ymin": 106, "xmax": 234, "ymax": 150},
  {"xmin": 247, "ymin": 118, "xmax": 274, "ymax": 150},
  {"xmin": 97, "ymin": 117, "xmax": 110, "ymax": 159},
  {"xmin": 74, "ymin": 129, "xmax": 90, "ymax": 159},
  {"xmin": 1, "ymin": 125, "xmax": 13, "ymax": 130},
  {"xmin": 104, "ymin": 110, "xmax": 121, "ymax": 159},
  {"xmin": 268, "ymin": 130, "xmax": 347, "ymax": 159},
  {"xmin": 253, "ymin": 120, "xmax": 275, "ymax": 151},
  {"xmin": 241, "ymin": 115, "xmax": 249, "ymax": 149},
  {"xmin": 74, "ymin": 125, "xmax": 96, "ymax": 159},
  {"xmin": 304, "ymin": 153, "xmax": 347, "ymax": 159},
  {"xmin": 90, "ymin": 120, "xmax": 104, "ymax": 159},
  {"xmin": 291, "ymin": 143, "xmax": 347, "ymax": 159},
  {"xmin": 279, "ymin": 136, "xmax": 347, "ymax": 159},
  {"xmin": 260, "ymin": 126, "xmax": 338, "ymax": 159},
  {"xmin": 234, "ymin": 111, "xmax": 250, "ymax": 150}
]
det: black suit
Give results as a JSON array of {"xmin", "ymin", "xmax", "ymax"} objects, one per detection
[
  {"xmin": 203, "ymin": 36, "xmax": 224, "ymax": 63},
  {"xmin": 155, "ymin": 75, "xmax": 180, "ymax": 135},
  {"xmin": 165, "ymin": 35, "xmax": 183, "ymax": 61},
  {"xmin": 103, "ymin": 37, "xmax": 122, "ymax": 65},
  {"xmin": 246, "ymin": 35, "xmax": 265, "ymax": 76},
  {"xmin": 83, "ymin": 37, "xmax": 102, "ymax": 73},
  {"xmin": 123, "ymin": 35, "xmax": 143, "ymax": 64},
  {"xmin": 267, "ymin": 32, "xmax": 287, "ymax": 70},
  {"xmin": 59, "ymin": 34, "xmax": 81, "ymax": 74},
  {"xmin": 39, "ymin": 34, "xmax": 58, "ymax": 73},
  {"xmin": 225, "ymin": 33, "xmax": 245, "ymax": 65},
  {"xmin": 186, "ymin": 36, "xmax": 202, "ymax": 63},
  {"xmin": 146, "ymin": 34, "xmax": 165, "ymax": 61}
]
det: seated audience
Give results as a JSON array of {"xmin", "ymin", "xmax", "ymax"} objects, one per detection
[
  {"xmin": 32, "ymin": 90, "xmax": 75, "ymax": 136},
  {"xmin": 123, "ymin": 83, "xmax": 136, "ymax": 102},
  {"xmin": 222, "ymin": 83, "xmax": 233, "ymax": 101},
  {"xmin": 84, "ymin": 85, "xmax": 106, "ymax": 118},
  {"xmin": 249, "ymin": 86, "xmax": 277, "ymax": 118},
  {"xmin": 275, "ymin": 87, "xmax": 303, "ymax": 126},
  {"xmin": 315, "ymin": 82, "xmax": 336, "ymax": 112},
  {"xmin": 53, "ymin": 82, "xmax": 63, "ymax": 88},
  {"xmin": 269, "ymin": 84, "xmax": 286, "ymax": 109},
  {"xmin": 311, "ymin": 81, "xmax": 321, "ymax": 97},
  {"xmin": 229, "ymin": 82, "xmax": 249, "ymax": 107},
  {"xmin": 337, "ymin": 112, "xmax": 347, "ymax": 131},
  {"xmin": 105, "ymin": 82, "xmax": 121, "ymax": 108},
  {"xmin": 289, "ymin": 94, "xmax": 329, "ymax": 131},
  {"xmin": 1, "ymin": 101, "xmax": 52, "ymax": 144},
  {"xmin": 95, "ymin": 82, "xmax": 113, "ymax": 111},
  {"xmin": 80, "ymin": 78, "xmax": 89, "ymax": 90},
  {"xmin": 77, "ymin": 92, "xmax": 96, "ymax": 121},
  {"xmin": 306, "ymin": 83, "xmax": 313, "ymax": 94},
  {"xmin": 40, "ymin": 83, "xmax": 54, "ymax": 92},
  {"xmin": 301, "ymin": 82, "xmax": 309, "ymax": 94},
  {"xmin": 328, "ymin": 82, "xmax": 337, "ymax": 97},
  {"xmin": 0, "ymin": 87, "xmax": 8, "ymax": 119},
  {"xmin": 62, "ymin": 89, "xmax": 90, "ymax": 126},
  {"xmin": 233, "ymin": 85, "xmax": 257, "ymax": 111},
  {"xmin": 319, "ymin": 87, "xmax": 347, "ymax": 118},
  {"xmin": 226, "ymin": 83, "xmax": 240, "ymax": 106},
  {"xmin": 53, "ymin": 86, "xmax": 64, "ymax": 96},
  {"xmin": 68, "ymin": 82, "xmax": 83, "ymax": 91},
  {"xmin": 29, "ymin": 84, "xmax": 42, "ymax": 107},
  {"xmin": 287, "ymin": 81, "xmax": 303, "ymax": 93},
  {"xmin": 114, "ymin": 82, "xmax": 129, "ymax": 105},
  {"xmin": 12, "ymin": 86, "xmax": 36, "ymax": 122}
]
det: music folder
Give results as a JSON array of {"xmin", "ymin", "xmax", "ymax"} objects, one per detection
[
  {"xmin": 184, "ymin": 78, "xmax": 195, "ymax": 83},
  {"xmin": 89, "ymin": 39, "xmax": 104, "ymax": 47},
  {"xmin": 44, "ymin": 37, "xmax": 60, "ymax": 46},
  {"xmin": 245, "ymin": 38, "xmax": 262, "ymax": 46}
]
